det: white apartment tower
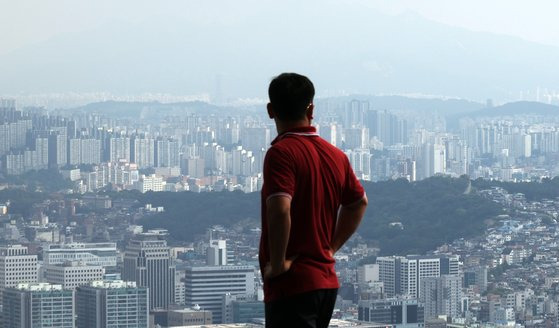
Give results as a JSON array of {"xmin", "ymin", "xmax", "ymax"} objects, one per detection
[
  {"xmin": 377, "ymin": 255, "xmax": 459, "ymax": 298},
  {"xmin": 421, "ymin": 275, "xmax": 463, "ymax": 320}
]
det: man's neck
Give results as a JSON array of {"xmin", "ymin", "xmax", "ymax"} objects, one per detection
[{"xmin": 275, "ymin": 119, "xmax": 311, "ymax": 135}]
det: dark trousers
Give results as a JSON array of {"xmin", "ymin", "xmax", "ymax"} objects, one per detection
[{"xmin": 265, "ymin": 288, "xmax": 338, "ymax": 328}]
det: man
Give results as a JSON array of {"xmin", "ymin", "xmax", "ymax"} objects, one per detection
[{"xmin": 260, "ymin": 73, "xmax": 368, "ymax": 328}]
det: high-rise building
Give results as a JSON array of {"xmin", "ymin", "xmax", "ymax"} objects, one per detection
[
  {"xmin": 357, "ymin": 264, "xmax": 380, "ymax": 285},
  {"xmin": 44, "ymin": 261, "xmax": 104, "ymax": 290},
  {"xmin": 155, "ymin": 138, "xmax": 180, "ymax": 167},
  {"xmin": 345, "ymin": 99, "xmax": 369, "ymax": 128},
  {"xmin": 132, "ymin": 136, "xmax": 155, "ymax": 168},
  {"xmin": 70, "ymin": 138, "xmax": 102, "ymax": 165},
  {"xmin": 76, "ymin": 280, "xmax": 148, "ymax": 328},
  {"xmin": 185, "ymin": 265, "xmax": 255, "ymax": 324},
  {"xmin": 420, "ymin": 275, "xmax": 462, "ymax": 320},
  {"xmin": 240, "ymin": 127, "xmax": 270, "ymax": 152},
  {"xmin": 344, "ymin": 127, "xmax": 369, "ymax": 149},
  {"xmin": 109, "ymin": 136, "xmax": 131, "ymax": 162},
  {"xmin": 185, "ymin": 157, "xmax": 205, "ymax": 178},
  {"xmin": 464, "ymin": 266, "xmax": 488, "ymax": 293},
  {"xmin": 0, "ymin": 245, "xmax": 38, "ymax": 302},
  {"xmin": 2, "ymin": 283, "xmax": 74, "ymax": 328},
  {"xmin": 206, "ymin": 239, "xmax": 227, "ymax": 266},
  {"xmin": 377, "ymin": 255, "xmax": 459, "ymax": 298},
  {"xmin": 42, "ymin": 242, "xmax": 118, "ymax": 270},
  {"xmin": 48, "ymin": 128, "xmax": 67, "ymax": 168},
  {"xmin": 123, "ymin": 234, "xmax": 176, "ymax": 310},
  {"xmin": 345, "ymin": 149, "xmax": 372, "ymax": 180}
]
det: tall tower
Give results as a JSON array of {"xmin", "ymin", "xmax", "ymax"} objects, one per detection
[{"xmin": 123, "ymin": 234, "xmax": 176, "ymax": 310}]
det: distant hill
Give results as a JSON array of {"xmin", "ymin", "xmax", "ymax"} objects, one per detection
[
  {"xmin": 139, "ymin": 176, "xmax": 503, "ymax": 255},
  {"xmin": 471, "ymin": 101, "xmax": 559, "ymax": 117},
  {"xmin": 64, "ymin": 100, "xmax": 258, "ymax": 120},
  {"xmin": 60, "ymin": 95, "xmax": 484, "ymax": 121},
  {"xmin": 321, "ymin": 95, "xmax": 484, "ymax": 115},
  {"xmin": 446, "ymin": 101, "xmax": 559, "ymax": 130}
]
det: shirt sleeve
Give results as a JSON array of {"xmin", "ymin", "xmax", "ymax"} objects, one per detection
[
  {"xmin": 263, "ymin": 146, "xmax": 296, "ymax": 201},
  {"xmin": 341, "ymin": 157, "xmax": 365, "ymax": 206}
]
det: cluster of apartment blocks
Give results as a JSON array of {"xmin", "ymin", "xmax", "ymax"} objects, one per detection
[
  {"xmin": 0, "ymin": 100, "xmax": 268, "ymax": 193},
  {"xmin": 4, "ymin": 98, "xmax": 559, "ymax": 187},
  {"xmin": 356, "ymin": 254, "xmax": 490, "ymax": 327},
  {"xmin": 0, "ymin": 235, "xmax": 261, "ymax": 328}
]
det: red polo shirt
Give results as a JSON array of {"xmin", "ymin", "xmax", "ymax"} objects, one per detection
[{"xmin": 259, "ymin": 126, "xmax": 365, "ymax": 302}]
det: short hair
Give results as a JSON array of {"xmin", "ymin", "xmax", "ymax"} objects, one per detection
[{"xmin": 268, "ymin": 73, "xmax": 315, "ymax": 121}]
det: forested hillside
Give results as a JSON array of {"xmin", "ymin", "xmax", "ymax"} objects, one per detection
[{"xmin": 140, "ymin": 176, "xmax": 503, "ymax": 255}]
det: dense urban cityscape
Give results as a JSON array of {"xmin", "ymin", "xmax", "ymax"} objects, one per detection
[{"xmin": 0, "ymin": 95, "xmax": 559, "ymax": 327}]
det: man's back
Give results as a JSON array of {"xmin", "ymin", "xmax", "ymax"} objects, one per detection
[
  {"xmin": 261, "ymin": 72, "xmax": 366, "ymax": 328},
  {"xmin": 260, "ymin": 126, "xmax": 364, "ymax": 302}
]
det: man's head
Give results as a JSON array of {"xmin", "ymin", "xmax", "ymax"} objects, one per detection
[{"xmin": 267, "ymin": 73, "xmax": 315, "ymax": 122}]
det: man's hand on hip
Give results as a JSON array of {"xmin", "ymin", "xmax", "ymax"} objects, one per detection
[{"xmin": 264, "ymin": 255, "xmax": 298, "ymax": 279}]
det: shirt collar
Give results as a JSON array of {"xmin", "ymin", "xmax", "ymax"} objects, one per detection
[{"xmin": 271, "ymin": 126, "xmax": 318, "ymax": 145}]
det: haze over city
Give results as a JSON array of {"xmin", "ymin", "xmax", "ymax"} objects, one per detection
[{"xmin": 1, "ymin": 0, "xmax": 559, "ymax": 106}]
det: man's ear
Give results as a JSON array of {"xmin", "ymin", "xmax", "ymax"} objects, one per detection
[
  {"xmin": 267, "ymin": 103, "xmax": 275, "ymax": 119},
  {"xmin": 306, "ymin": 103, "xmax": 315, "ymax": 120}
]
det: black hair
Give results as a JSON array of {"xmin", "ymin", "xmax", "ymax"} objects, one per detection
[{"xmin": 268, "ymin": 73, "xmax": 315, "ymax": 121}]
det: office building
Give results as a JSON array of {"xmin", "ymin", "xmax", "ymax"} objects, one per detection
[
  {"xmin": 3, "ymin": 283, "xmax": 74, "ymax": 328},
  {"xmin": 222, "ymin": 293, "xmax": 264, "ymax": 324},
  {"xmin": 123, "ymin": 235, "xmax": 176, "ymax": 310},
  {"xmin": 464, "ymin": 266, "xmax": 488, "ymax": 293},
  {"xmin": 76, "ymin": 280, "xmax": 148, "ymax": 328},
  {"xmin": 377, "ymin": 255, "xmax": 459, "ymax": 298},
  {"xmin": 167, "ymin": 307, "xmax": 213, "ymax": 326},
  {"xmin": 44, "ymin": 261, "xmax": 104, "ymax": 290},
  {"xmin": 358, "ymin": 298, "xmax": 424, "ymax": 328},
  {"xmin": 0, "ymin": 245, "xmax": 38, "ymax": 302},
  {"xmin": 185, "ymin": 265, "xmax": 255, "ymax": 324},
  {"xmin": 42, "ymin": 242, "xmax": 118, "ymax": 269},
  {"xmin": 357, "ymin": 264, "xmax": 380, "ymax": 285}
]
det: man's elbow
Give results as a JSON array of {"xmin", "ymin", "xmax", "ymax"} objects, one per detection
[
  {"xmin": 360, "ymin": 194, "xmax": 368, "ymax": 207},
  {"xmin": 344, "ymin": 194, "xmax": 368, "ymax": 210}
]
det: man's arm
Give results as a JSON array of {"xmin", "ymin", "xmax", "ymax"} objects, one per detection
[
  {"xmin": 330, "ymin": 196, "xmax": 368, "ymax": 256},
  {"xmin": 264, "ymin": 195, "xmax": 296, "ymax": 279}
]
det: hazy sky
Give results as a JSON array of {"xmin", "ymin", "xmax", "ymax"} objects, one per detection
[{"xmin": 1, "ymin": 0, "xmax": 559, "ymax": 55}]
